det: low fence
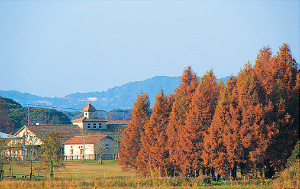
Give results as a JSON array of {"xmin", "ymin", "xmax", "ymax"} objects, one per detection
[{"xmin": 64, "ymin": 154, "xmax": 114, "ymax": 161}]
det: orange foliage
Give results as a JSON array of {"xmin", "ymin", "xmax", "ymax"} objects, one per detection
[
  {"xmin": 118, "ymin": 93, "xmax": 151, "ymax": 170},
  {"xmin": 118, "ymin": 44, "xmax": 299, "ymax": 178},
  {"xmin": 136, "ymin": 90, "xmax": 173, "ymax": 176},
  {"xmin": 167, "ymin": 66, "xmax": 199, "ymax": 175},
  {"xmin": 178, "ymin": 70, "xmax": 220, "ymax": 176}
]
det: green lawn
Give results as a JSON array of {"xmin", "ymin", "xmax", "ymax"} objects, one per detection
[{"xmin": 2, "ymin": 160, "xmax": 135, "ymax": 180}]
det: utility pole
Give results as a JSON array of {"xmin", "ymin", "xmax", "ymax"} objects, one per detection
[{"xmin": 27, "ymin": 104, "xmax": 30, "ymax": 126}]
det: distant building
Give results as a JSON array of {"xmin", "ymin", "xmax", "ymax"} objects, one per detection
[
  {"xmin": 72, "ymin": 103, "xmax": 108, "ymax": 130},
  {"xmin": 63, "ymin": 135, "xmax": 118, "ymax": 160},
  {"xmin": 10, "ymin": 125, "xmax": 83, "ymax": 160},
  {"xmin": 8, "ymin": 103, "xmax": 130, "ymax": 161}
]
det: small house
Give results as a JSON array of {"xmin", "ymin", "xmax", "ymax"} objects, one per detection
[
  {"xmin": 10, "ymin": 125, "xmax": 83, "ymax": 160},
  {"xmin": 63, "ymin": 135, "xmax": 118, "ymax": 160}
]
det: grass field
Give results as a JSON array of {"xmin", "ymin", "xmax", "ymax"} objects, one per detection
[
  {"xmin": 0, "ymin": 160, "xmax": 295, "ymax": 188},
  {"xmin": 2, "ymin": 160, "xmax": 135, "ymax": 179}
]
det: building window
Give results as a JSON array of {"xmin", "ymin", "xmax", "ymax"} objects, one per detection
[
  {"xmin": 99, "ymin": 123, "xmax": 102, "ymax": 128},
  {"xmin": 93, "ymin": 123, "xmax": 96, "ymax": 128},
  {"xmin": 88, "ymin": 123, "xmax": 91, "ymax": 128},
  {"xmin": 85, "ymin": 113, "xmax": 87, "ymax": 115},
  {"xmin": 70, "ymin": 149, "xmax": 73, "ymax": 155},
  {"xmin": 105, "ymin": 144, "xmax": 109, "ymax": 149},
  {"xmin": 80, "ymin": 149, "xmax": 83, "ymax": 154}
]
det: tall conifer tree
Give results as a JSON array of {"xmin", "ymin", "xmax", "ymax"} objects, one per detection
[
  {"xmin": 118, "ymin": 93, "xmax": 151, "ymax": 170},
  {"xmin": 167, "ymin": 66, "xmax": 199, "ymax": 175},
  {"xmin": 263, "ymin": 44, "xmax": 299, "ymax": 172},
  {"xmin": 136, "ymin": 90, "xmax": 173, "ymax": 176},
  {"xmin": 178, "ymin": 70, "xmax": 220, "ymax": 176},
  {"xmin": 202, "ymin": 81, "xmax": 231, "ymax": 177}
]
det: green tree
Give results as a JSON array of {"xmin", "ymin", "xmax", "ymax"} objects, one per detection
[
  {"xmin": 39, "ymin": 130, "xmax": 64, "ymax": 178},
  {"xmin": 0, "ymin": 97, "xmax": 15, "ymax": 133},
  {"xmin": 0, "ymin": 138, "xmax": 9, "ymax": 180}
]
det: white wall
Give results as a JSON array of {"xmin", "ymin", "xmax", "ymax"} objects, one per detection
[
  {"xmin": 64, "ymin": 138, "xmax": 117, "ymax": 160},
  {"xmin": 64, "ymin": 143, "xmax": 94, "ymax": 160},
  {"xmin": 12, "ymin": 127, "xmax": 43, "ymax": 146},
  {"xmin": 73, "ymin": 122, "xmax": 83, "ymax": 129}
]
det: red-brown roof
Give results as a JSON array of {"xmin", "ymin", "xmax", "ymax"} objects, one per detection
[
  {"xmin": 107, "ymin": 120, "xmax": 130, "ymax": 125},
  {"xmin": 82, "ymin": 103, "xmax": 97, "ymax": 112},
  {"xmin": 63, "ymin": 135, "xmax": 108, "ymax": 145}
]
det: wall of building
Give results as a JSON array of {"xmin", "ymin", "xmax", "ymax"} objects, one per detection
[
  {"xmin": 64, "ymin": 138, "xmax": 117, "ymax": 160},
  {"xmin": 74, "ymin": 122, "xmax": 84, "ymax": 129},
  {"xmin": 83, "ymin": 121, "xmax": 107, "ymax": 130},
  {"xmin": 64, "ymin": 143, "xmax": 94, "ymax": 159},
  {"xmin": 13, "ymin": 127, "xmax": 43, "ymax": 146}
]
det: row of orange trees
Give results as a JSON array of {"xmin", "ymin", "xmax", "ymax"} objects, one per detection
[{"xmin": 117, "ymin": 44, "xmax": 299, "ymax": 179}]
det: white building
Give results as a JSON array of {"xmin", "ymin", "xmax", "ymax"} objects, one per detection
[
  {"xmin": 63, "ymin": 135, "xmax": 117, "ymax": 160},
  {"xmin": 72, "ymin": 103, "xmax": 108, "ymax": 130}
]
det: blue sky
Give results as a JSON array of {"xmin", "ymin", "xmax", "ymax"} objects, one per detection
[{"xmin": 0, "ymin": 0, "xmax": 299, "ymax": 97}]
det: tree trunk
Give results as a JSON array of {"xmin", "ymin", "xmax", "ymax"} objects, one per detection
[{"xmin": 50, "ymin": 160, "xmax": 54, "ymax": 178}]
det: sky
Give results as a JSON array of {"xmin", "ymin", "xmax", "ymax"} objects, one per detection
[{"xmin": 0, "ymin": 0, "xmax": 299, "ymax": 98}]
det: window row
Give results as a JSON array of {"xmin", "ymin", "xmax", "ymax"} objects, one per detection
[{"xmin": 87, "ymin": 123, "xmax": 103, "ymax": 129}]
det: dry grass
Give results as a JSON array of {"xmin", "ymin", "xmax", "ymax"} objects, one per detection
[
  {"xmin": 0, "ymin": 160, "xmax": 293, "ymax": 188},
  {"xmin": 272, "ymin": 161, "xmax": 299, "ymax": 188}
]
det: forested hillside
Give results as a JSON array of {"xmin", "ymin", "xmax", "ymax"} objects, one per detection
[
  {"xmin": 118, "ymin": 44, "xmax": 299, "ymax": 179},
  {"xmin": 0, "ymin": 97, "xmax": 71, "ymax": 133},
  {"xmin": 0, "ymin": 76, "xmax": 228, "ymax": 111}
]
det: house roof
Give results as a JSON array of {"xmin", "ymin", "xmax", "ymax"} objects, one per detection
[
  {"xmin": 72, "ymin": 117, "xmax": 108, "ymax": 123},
  {"xmin": 0, "ymin": 132, "xmax": 18, "ymax": 139},
  {"xmin": 14, "ymin": 125, "xmax": 83, "ymax": 144},
  {"xmin": 107, "ymin": 120, "xmax": 130, "ymax": 125},
  {"xmin": 82, "ymin": 103, "xmax": 97, "ymax": 112},
  {"xmin": 63, "ymin": 135, "xmax": 110, "ymax": 145},
  {"xmin": 72, "ymin": 117, "xmax": 86, "ymax": 123}
]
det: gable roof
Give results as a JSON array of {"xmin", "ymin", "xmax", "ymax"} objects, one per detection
[
  {"xmin": 63, "ymin": 135, "xmax": 111, "ymax": 145},
  {"xmin": 15, "ymin": 125, "xmax": 83, "ymax": 144},
  {"xmin": 82, "ymin": 103, "xmax": 97, "ymax": 112}
]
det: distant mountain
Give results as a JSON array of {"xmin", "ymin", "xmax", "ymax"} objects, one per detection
[{"xmin": 0, "ymin": 76, "xmax": 229, "ymax": 111}]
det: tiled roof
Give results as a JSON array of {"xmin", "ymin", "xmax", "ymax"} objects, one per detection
[
  {"xmin": 72, "ymin": 117, "xmax": 86, "ymax": 123},
  {"xmin": 82, "ymin": 103, "xmax": 97, "ymax": 112},
  {"xmin": 63, "ymin": 135, "xmax": 108, "ymax": 145},
  {"xmin": 85, "ymin": 119, "xmax": 108, "ymax": 122},
  {"xmin": 72, "ymin": 117, "xmax": 108, "ymax": 123},
  {"xmin": 107, "ymin": 120, "xmax": 130, "ymax": 125},
  {"xmin": 16, "ymin": 125, "xmax": 84, "ymax": 144}
]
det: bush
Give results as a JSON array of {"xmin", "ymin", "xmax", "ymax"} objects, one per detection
[
  {"xmin": 287, "ymin": 141, "xmax": 300, "ymax": 167},
  {"xmin": 272, "ymin": 160, "xmax": 299, "ymax": 188}
]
